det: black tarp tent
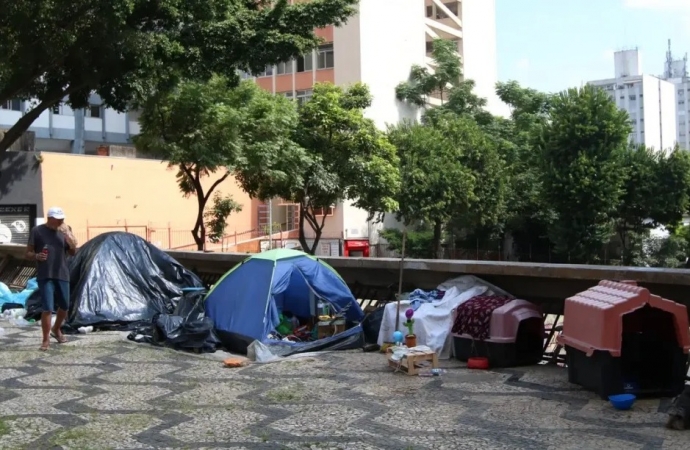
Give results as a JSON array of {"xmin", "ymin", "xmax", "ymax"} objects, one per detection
[{"xmin": 26, "ymin": 232, "xmax": 203, "ymax": 329}]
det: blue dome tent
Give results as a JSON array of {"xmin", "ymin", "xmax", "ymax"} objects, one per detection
[{"xmin": 204, "ymin": 248, "xmax": 364, "ymax": 354}]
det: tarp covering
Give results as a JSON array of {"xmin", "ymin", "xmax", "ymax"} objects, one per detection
[
  {"xmin": 377, "ymin": 275, "xmax": 511, "ymax": 359},
  {"xmin": 127, "ymin": 288, "xmax": 220, "ymax": 353},
  {"xmin": 204, "ymin": 248, "xmax": 364, "ymax": 353},
  {"xmin": 25, "ymin": 232, "xmax": 203, "ymax": 327},
  {"xmin": 67, "ymin": 232, "xmax": 203, "ymax": 327}
]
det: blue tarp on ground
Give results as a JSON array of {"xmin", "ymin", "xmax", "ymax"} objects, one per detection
[
  {"xmin": 204, "ymin": 249, "xmax": 364, "ymax": 353},
  {"xmin": 0, "ymin": 278, "xmax": 38, "ymax": 309}
]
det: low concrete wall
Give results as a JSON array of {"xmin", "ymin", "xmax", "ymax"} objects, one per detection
[
  {"xmin": 165, "ymin": 250, "xmax": 690, "ymax": 314},
  {"xmin": 5, "ymin": 243, "xmax": 690, "ymax": 314}
]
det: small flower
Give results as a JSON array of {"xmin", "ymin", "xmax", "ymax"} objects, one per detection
[{"xmin": 405, "ymin": 308, "xmax": 414, "ymax": 319}]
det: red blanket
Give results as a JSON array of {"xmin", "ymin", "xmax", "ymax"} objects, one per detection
[{"xmin": 451, "ymin": 294, "xmax": 513, "ymax": 340}]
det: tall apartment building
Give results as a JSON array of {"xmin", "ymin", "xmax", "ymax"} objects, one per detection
[
  {"xmin": 660, "ymin": 41, "xmax": 690, "ymax": 150},
  {"xmin": 588, "ymin": 49, "xmax": 677, "ymax": 152},
  {"xmin": 424, "ymin": 0, "xmax": 505, "ymax": 115}
]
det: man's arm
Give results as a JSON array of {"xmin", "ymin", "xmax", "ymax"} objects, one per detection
[
  {"xmin": 59, "ymin": 224, "xmax": 78, "ymax": 255},
  {"xmin": 26, "ymin": 228, "xmax": 36, "ymax": 260}
]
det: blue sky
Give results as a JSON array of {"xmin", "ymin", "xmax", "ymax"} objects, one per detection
[{"xmin": 496, "ymin": 0, "xmax": 690, "ymax": 93}]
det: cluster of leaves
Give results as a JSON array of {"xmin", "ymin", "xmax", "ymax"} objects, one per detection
[
  {"xmin": 0, "ymin": 0, "xmax": 359, "ymax": 154},
  {"xmin": 235, "ymin": 82, "xmax": 400, "ymax": 254},
  {"xmin": 136, "ymin": 78, "xmax": 400, "ymax": 253},
  {"xmin": 384, "ymin": 38, "xmax": 690, "ymax": 266},
  {"xmin": 379, "ymin": 228, "xmax": 435, "ymax": 260},
  {"xmin": 135, "ymin": 77, "xmax": 297, "ymax": 250}
]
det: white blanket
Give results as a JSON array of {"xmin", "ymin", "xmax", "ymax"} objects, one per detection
[{"xmin": 377, "ymin": 275, "xmax": 511, "ymax": 359}]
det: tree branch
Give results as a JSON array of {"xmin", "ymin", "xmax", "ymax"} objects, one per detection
[{"xmin": 203, "ymin": 171, "xmax": 230, "ymax": 204}]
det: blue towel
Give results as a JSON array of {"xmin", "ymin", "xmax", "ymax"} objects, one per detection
[{"xmin": 408, "ymin": 289, "xmax": 446, "ymax": 311}]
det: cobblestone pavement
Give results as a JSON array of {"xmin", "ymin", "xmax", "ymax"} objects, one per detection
[{"xmin": 0, "ymin": 323, "xmax": 687, "ymax": 450}]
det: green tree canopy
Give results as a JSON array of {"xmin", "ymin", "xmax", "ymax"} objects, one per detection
[
  {"xmin": 539, "ymin": 85, "xmax": 631, "ymax": 262},
  {"xmin": 135, "ymin": 76, "xmax": 298, "ymax": 250},
  {"xmin": 0, "ymin": 0, "xmax": 358, "ymax": 155},
  {"xmin": 387, "ymin": 119, "xmax": 475, "ymax": 257},
  {"xmin": 235, "ymin": 82, "xmax": 400, "ymax": 254}
]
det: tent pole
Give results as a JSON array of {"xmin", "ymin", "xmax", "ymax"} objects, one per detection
[{"xmin": 395, "ymin": 227, "xmax": 407, "ymax": 332}]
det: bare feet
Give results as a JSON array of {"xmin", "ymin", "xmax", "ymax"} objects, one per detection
[{"xmin": 50, "ymin": 328, "xmax": 67, "ymax": 344}]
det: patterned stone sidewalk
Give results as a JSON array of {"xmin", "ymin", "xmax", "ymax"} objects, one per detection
[{"xmin": 0, "ymin": 323, "xmax": 686, "ymax": 450}]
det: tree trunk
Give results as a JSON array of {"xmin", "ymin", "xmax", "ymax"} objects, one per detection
[
  {"xmin": 298, "ymin": 202, "xmax": 327, "ymax": 255},
  {"xmin": 181, "ymin": 166, "xmax": 206, "ymax": 252},
  {"xmin": 432, "ymin": 218, "xmax": 443, "ymax": 259},
  {"xmin": 298, "ymin": 203, "xmax": 310, "ymax": 253},
  {"xmin": 192, "ymin": 192, "xmax": 206, "ymax": 251}
]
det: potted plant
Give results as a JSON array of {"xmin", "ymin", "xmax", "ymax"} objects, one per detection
[{"xmin": 404, "ymin": 308, "xmax": 416, "ymax": 347}]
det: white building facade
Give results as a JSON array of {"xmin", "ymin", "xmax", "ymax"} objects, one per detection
[
  {"xmin": 0, "ymin": 95, "xmax": 140, "ymax": 154},
  {"xmin": 589, "ymin": 49, "xmax": 677, "ymax": 152}
]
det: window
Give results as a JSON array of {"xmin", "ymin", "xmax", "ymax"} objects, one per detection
[
  {"xmin": 0, "ymin": 99, "xmax": 21, "ymax": 111},
  {"xmin": 86, "ymin": 104, "xmax": 102, "ymax": 118},
  {"xmin": 680, "ymin": 100, "xmax": 686, "ymax": 105},
  {"xmin": 276, "ymin": 61, "xmax": 293, "ymax": 75},
  {"xmin": 279, "ymin": 91, "xmax": 294, "ymax": 99},
  {"xmin": 317, "ymin": 44, "xmax": 334, "ymax": 69},
  {"xmin": 425, "ymin": 41, "xmax": 434, "ymax": 54},
  {"xmin": 437, "ymin": 2, "xmax": 458, "ymax": 19},
  {"xmin": 426, "ymin": 5, "xmax": 433, "ymax": 17},
  {"xmin": 629, "ymin": 95, "xmax": 636, "ymax": 100},
  {"xmin": 296, "ymin": 89, "xmax": 313, "ymax": 106},
  {"xmin": 239, "ymin": 71, "xmax": 253, "ymax": 80},
  {"xmin": 313, "ymin": 205, "xmax": 335, "ymax": 216},
  {"xmin": 296, "ymin": 52, "xmax": 313, "ymax": 72},
  {"xmin": 256, "ymin": 66, "xmax": 274, "ymax": 77}
]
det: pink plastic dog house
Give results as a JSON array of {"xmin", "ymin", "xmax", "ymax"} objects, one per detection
[
  {"xmin": 452, "ymin": 299, "xmax": 545, "ymax": 367},
  {"xmin": 558, "ymin": 280, "xmax": 690, "ymax": 398}
]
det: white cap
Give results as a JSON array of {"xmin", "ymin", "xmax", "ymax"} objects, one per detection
[{"xmin": 47, "ymin": 207, "xmax": 65, "ymax": 220}]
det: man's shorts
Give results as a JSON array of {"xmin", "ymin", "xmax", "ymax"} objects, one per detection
[{"xmin": 38, "ymin": 279, "xmax": 70, "ymax": 312}]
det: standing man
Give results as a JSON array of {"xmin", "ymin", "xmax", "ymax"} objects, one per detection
[{"xmin": 25, "ymin": 207, "xmax": 78, "ymax": 351}]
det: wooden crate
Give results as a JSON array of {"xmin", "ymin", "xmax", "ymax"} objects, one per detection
[
  {"xmin": 317, "ymin": 320, "xmax": 346, "ymax": 339},
  {"xmin": 388, "ymin": 349, "xmax": 439, "ymax": 376}
]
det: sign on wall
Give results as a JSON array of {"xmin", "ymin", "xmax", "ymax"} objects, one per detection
[{"xmin": 0, "ymin": 204, "xmax": 37, "ymax": 245}]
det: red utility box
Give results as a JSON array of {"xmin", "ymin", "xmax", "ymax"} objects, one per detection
[{"xmin": 343, "ymin": 239, "xmax": 370, "ymax": 257}]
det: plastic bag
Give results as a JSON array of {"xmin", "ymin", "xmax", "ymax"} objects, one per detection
[
  {"xmin": 247, "ymin": 340, "xmax": 281, "ymax": 362},
  {"xmin": 10, "ymin": 317, "xmax": 30, "ymax": 327}
]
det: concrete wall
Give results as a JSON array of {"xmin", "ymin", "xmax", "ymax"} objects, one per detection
[
  {"xmin": 37, "ymin": 152, "xmax": 258, "ymax": 241},
  {"xmin": 0, "ymin": 151, "xmax": 43, "ymax": 214}
]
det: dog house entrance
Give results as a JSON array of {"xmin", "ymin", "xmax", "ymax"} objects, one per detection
[{"xmin": 621, "ymin": 305, "xmax": 683, "ymax": 396}]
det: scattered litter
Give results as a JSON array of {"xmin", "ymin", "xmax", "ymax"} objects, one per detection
[
  {"xmin": 77, "ymin": 326, "xmax": 94, "ymax": 334},
  {"xmin": 223, "ymin": 357, "xmax": 249, "ymax": 368},
  {"xmin": 9, "ymin": 317, "xmax": 31, "ymax": 327},
  {"xmin": 418, "ymin": 368, "xmax": 445, "ymax": 377}
]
